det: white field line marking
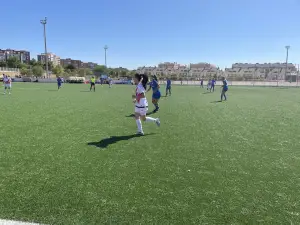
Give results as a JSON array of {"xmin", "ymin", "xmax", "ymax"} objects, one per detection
[
  {"xmin": 0, "ymin": 219, "xmax": 45, "ymax": 225},
  {"xmin": 17, "ymin": 88, "xmax": 41, "ymax": 90}
]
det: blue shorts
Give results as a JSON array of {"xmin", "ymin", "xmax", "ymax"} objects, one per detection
[
  {"xmin": 152, "ymin": 92, "xmax": 161, "ymax": 100},
  {"xmin": 223, "ymin": 87, "xmax": 228, "ymax": 92},
  {"xmin": 58, "ymin": 83, "xmax": 61, "ymax": 87}
]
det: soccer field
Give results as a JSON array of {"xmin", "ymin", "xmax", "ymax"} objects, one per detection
[{"xmin": 1, "ymin": 83, "xmax": 300, "ymax": 225}]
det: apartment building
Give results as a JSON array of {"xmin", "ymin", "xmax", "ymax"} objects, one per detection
[
  {"xmin": 37, "ymin": 53, "xmax": 61, "ymax": 66},
  {"xmin": 60, "ymin": 58, "xmax": 98, "ymax": 70},
  {"xmin": 60, "ymin": 58, "xmax": 82, "ymax": 69},
  {"xmin": 82, "ymin": 62, "xmax": 98, "ymax": 70},
  {"xmin": 0, "ymin": 49, "xmax": 30, "ymax": 64}
]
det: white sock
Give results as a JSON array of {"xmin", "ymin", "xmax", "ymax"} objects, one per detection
[
  {"xmin": 146, "ymin": 117, "xmax": 157, "ymax": 123},
  {"xmin": 136, "ymin": 119, "xmax": 143, "ymax": 132}
]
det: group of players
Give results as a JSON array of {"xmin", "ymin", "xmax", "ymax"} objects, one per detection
[
  {"xmin": 56, "ymin": 76, "xmax": 113, "ymax": 91},
  {"xmin": 7, "ymin": 72, "xmax": 226, "ymax": 135},
  {"xmin": 56, "ymin": 73, "xmax": 227, "ymax": 135},
  {"xmin": 132, "ymin": 74, "xmax": 228, "ymax": 134},
  {"xmin": 200, "ymin": 77, "xmax": 228, "ymax": 100}
]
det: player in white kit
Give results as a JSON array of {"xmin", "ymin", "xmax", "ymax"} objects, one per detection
[
  {"xmin": 3, "ymin": 75, "xmax": 12, "ymax": 95},
  {"xmin": 133, "ymin": 74, "xmax": 160, "ymax": 135}
]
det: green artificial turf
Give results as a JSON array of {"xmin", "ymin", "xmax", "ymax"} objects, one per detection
[{"xmin": 0, "ymin": 83, "xmax": 300, "ymax": 225}]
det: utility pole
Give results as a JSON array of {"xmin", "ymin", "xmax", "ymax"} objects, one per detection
[
  {"xmin": 285, "ymin": 46, "xmax": 290, "ymax": 82},
  {"xmin": 40, "ymin": 17, "xmax": 49, "ymax": 78},
  {"xmin": 104, "ymin": 45, "xmax": 108, "ymax": 67},
  {"xmin": 297, "ymin": 64, "xmax": 299, "ymax": 87}
]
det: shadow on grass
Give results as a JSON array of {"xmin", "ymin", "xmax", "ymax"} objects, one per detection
[
  {"xmin": 125, "ymin": 111, "xmax": 156, "ymax": 118},
  {"xmin": 202, "ymin": 92, "xmax": 212, "ymax": 94},
  {"xmin": 210, "ymin": 100, "xmax": 223, "ymax": 103},
  {"xmin": 88, "ymin": 133, "xmax": 155, "ymax": 148},
  {"xmin": 80, "ymin": 90, "xmax": 93, "ymax": 92}
]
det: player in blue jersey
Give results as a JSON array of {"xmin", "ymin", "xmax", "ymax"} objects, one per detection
[
  {"xmin": 57, "ymin": 76, "xmax": 62, "ymax": 89},
  {"xmin": 147, "ymin": 75, "xmax": 161, "ymax": 113},
  {"xmin": 166, "ymin": 78, "xmax": 171, "ymax": 96},
  {"xmin": 221, "ymin": 77, "xmax": 228, "ymax": 101},
  {"xmin": 210, "ymin": 78, "xmax": 216, "ymax": 92},
  {"xmin": 200, "ymin": 78, "xmax": 204, "ymax": 88}
]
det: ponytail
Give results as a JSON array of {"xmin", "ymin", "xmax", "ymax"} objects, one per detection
[{"xmin": 141, "ymin": 74, "xmax": 149, "ymax": 90}]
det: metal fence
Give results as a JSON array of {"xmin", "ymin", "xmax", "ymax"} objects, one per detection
[
  {"xmin": 0, "ymin": 67, "xmax": 20, "ymax": 72},
  {"xmin": 162, "ymin": 79, "xmax": 300, "ymax": 87}
]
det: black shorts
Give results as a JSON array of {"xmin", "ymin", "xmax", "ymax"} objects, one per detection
[{"xmin": 91, "ymin": 82, "xmax": 95, "ymax": 86}]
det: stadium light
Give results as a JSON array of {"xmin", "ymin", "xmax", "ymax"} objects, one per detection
[
  {"xmin": 104, "ymin": 45, "xmax": 108, "ymax": 67},
  {"xmin": 285, "ymin": 46, "xmax": 290, "ymax": 81},
  {"xmin": 40, "ymin": 17, "xmax": 49, "ymax": 78}
]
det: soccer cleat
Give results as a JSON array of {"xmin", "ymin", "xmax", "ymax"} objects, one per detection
[
  {"xmin": 136, "ymin": 131, "xmax": 144, "ymax": 136},
  {"xmin": 153, "ymin": 107, "xmax": 160, "ymax": 113},
  {"xmin": 155, "ymin": 118, "xmax": 160, "ymax": 127}
]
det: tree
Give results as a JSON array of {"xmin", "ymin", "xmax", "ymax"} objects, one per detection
[
  {"xmin": 108, "ymin": 69, "xmax": 115, "ymax": 77},
  {"xmin": 19, "ymin": 63, "xmax": 28, "ymax": 69},
  {"xmin": 93, "ymin": 65, "xmax": 107, "ymax": 74},
  {"xmin": 87, "ymin": 69, "xmax": 93, "ymax": 75},
  {"xmin": 78, "ymin": 68, "xmax": 86, "ymax": 76},
  {"xmin": 32, "ymin": 65, "xmax": 44, "ymax": 77},
  {"xmin": 30, "ymin": 58, "xmax": 37, "ymax": 66},
  {"xmin": 77, "ymin": 68, "xmax": 93, "ymax": 76},
  {"xmin": 30, "ymin": 58, "xmax": 43, "ymax": 67},
  {"xmin": 44, "ymin": 61, "xmax": 54, "ymax": 71},
  {"xmin": 52, "ymin": 65, "xmax": 64, "ymax": 76},
  {"xmin": 20, "ymin": 67, "xmax": 29, "ymax": 75},
  {"xmin": 65, "ymin": 64, "xmax": 76, "ymax": 71},
  {"xmin": 0, "ymin": 61, "xmax": 7, "ymax": 67},
  {"xmin": 121, "ymin": 70, "xmax": 127, "ymax": 77},
  {"xmin": 7, "ymin": 56, "xmax": 21, "ymax": 68}
]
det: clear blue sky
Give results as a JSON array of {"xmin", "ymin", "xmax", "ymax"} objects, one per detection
[{"xmin": 1, "ymin": 0, "xmax": 300, "ymax": 69}]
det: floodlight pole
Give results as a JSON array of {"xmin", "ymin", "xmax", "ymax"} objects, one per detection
[
  {"xmin": 297, "ymin": 64, "xmax": 299, "ymax": 87},
  {"xmin": 40, "ymin": 17, "xmax": 49, "ymax": 78},
  {"xmin": 285, "ymin": 46, "xmax": 290, "ymax": 82},
  {"xmin": 104, "ymin": 45, "xmax": 108, "ymax": 67}
]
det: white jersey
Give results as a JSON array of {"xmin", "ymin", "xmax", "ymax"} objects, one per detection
[
  {"xmin": 135, "ymin": 83, "xmax": 148, "ymax": 108},
  {"xmin": 3, "ymin": 77, "xmax": 11, "ymax": 85}
]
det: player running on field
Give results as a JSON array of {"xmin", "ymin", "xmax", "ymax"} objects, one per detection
[
  {"xmin": 166, "ymin": 78, "xmax": 171, "ymax": 96},
  {"xmin": 57, "ymin": 76, "xmax": 62, "ymax": 89},
  {"xmin": 108, "ymin": 77, "xmax": 113, "ymax": 88},
  {"xmin": 133, "ymin": 74, "xmax": 160, "ymax": 135},
  {"xmin": 147, "ymin": 75, "xmax": 161, "ymax": 113},
  {"xmin": 210, "ymin": 78, "xmax": 216, "ymax": 92},
  {"xmin": 90, "ymin": 76, "xmax": 96, "ymax": 92},
  {"xmin": 221, "ymin": 77, "xmax": 228, "ymax": 101},
  {"xmin": 200, "ymin": 78, "xmax": 204, "ymax": 88},
  {"xmin": 3, "ymin": 75, "xmax": 12, "ymax": 95}
]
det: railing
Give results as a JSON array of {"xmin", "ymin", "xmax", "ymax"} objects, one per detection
[{"xmin": 0, "ymin": 67, "xmax": 20, "ymax": 72}]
